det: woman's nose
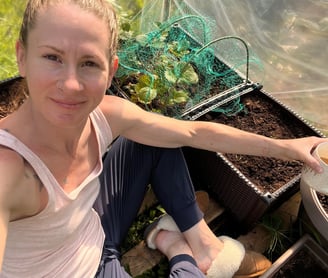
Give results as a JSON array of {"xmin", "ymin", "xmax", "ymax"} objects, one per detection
[{"xmin": 59, "ymin": 69, "xmax": 84, "ymax": 92}]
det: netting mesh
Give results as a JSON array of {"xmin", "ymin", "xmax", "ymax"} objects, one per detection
[{"xmin": 112, "ymin": 0, "xmax": 263, "ymax": 118}]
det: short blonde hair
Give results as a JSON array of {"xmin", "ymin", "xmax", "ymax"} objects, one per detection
[{"xmin": 19, "ymin": 0, "xmax": 118, "ymax": 62}]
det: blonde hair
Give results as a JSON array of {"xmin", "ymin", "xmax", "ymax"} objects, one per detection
[{"xmin": 19, "ymin": 0, "xmax": 118, "ymax": 62}]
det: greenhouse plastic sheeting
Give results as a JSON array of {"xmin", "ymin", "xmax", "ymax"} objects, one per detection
[{"xmin": 137, "ymin": 0, "xmax": 328, "ymax": 134}]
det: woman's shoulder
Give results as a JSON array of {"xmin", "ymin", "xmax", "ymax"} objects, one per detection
[
  {"xmin": 0, "ymin": 146, "xmax": 26, "ymax": 184},
  {"xmin": 0, "ymin": 146, "xmax": 43, "ymax": 222},
  {"xmin": 0, "ymin": 146, "xmax": 26, "ymax": 207},
  {"xmin": 0, "ymin": 145, "xmax": 24, "ymax": 164}
]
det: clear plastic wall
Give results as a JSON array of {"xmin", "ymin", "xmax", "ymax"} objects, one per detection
[{"xmin": 135, "ymin": 0, "xmax": 328, "ymax": 134}]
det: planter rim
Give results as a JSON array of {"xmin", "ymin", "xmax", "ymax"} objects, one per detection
[
  {"xmin": 300, "ymin": 180, "xmax": 328, "ymax": 241},
  {"xmin": 217, "ymin": 151, "xmax": 301, "ymax": 202},
  {"xmin": 260, "ymin": 234, "xmax": 328, "ymax": 277}
]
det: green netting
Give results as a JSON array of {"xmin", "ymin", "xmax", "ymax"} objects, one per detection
[{"xmin": 112, "ymin": 1, "xmax": 264, "ymax": 118}]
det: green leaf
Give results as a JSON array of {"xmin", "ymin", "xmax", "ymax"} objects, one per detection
[
  {"xmin": 169, "ymin": 89, "xmax": 189, "ymax": 104},
  {"xmin": 120, "ymin": 22, "xmax": 131, "ymax": 32},
  {"xmin": 177, "ymin": 39, "xmax": 191, "ymax": 52},
  {"xmin": 136, "ymin": 86, "xmax": 157, "ymax": 104},
  {"xmin": 164, "ymin": 69, "xmax": 178, "ymax": 84},
  {"xmin": 135, "ymin": 34, "xmax": 149, "ymax": 46},
  {"xmin": 150, "ymin": 40, "xmax": 166, "ymax": 49},
  {"xmin": 168, "ymin": 40, "xmax": 191, "ymax": 57},
  {"xmin": 178, "ymin": 63, "xmax": 199, "ymax": 85},
  {"xmin": 137, "ymin": 74, "xmax": 153, "ymax": 87}
]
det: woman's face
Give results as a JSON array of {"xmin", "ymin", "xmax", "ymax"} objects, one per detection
[{"xmin": 16, "ymin": 3, "xmax": 116, "ymax": 127}]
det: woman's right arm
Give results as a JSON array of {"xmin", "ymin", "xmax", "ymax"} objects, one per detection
[{"xmin": 0, "ymin": 148, "xmax": 27, "ymax": 272}]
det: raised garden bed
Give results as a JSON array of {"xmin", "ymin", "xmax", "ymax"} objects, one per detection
[
  {"xmin": 260, "ymin": 234, "xmax": 328, "ymax": 278},
  {"xmin": 182, "ymin": 87, "xmax": 324, "ymax": 231}
]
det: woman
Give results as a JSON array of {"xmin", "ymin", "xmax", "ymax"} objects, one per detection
[{"xmin": 0, "ymin": 0, "xmax": 326, "ymax": 277}]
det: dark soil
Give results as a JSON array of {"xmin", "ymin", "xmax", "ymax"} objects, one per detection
[
  {"xmin": 271, "ymin": 248, "xmax": 328, "ymax": 278},
  {"xmin": 317, "ymin": 193, "xmax": 328, "ymax": 214},
  {"xmin": 0, "ymin": 77, "xmax": 26, "ymax": 118},
  {"xmin": 198, "ymin": 91, "xmax": 309, "ymax": 193}
]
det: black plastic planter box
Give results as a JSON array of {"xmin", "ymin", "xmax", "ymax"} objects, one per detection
[{"xmin": 182, "ymin": 87, "xmax": 324, "ymax": 230}]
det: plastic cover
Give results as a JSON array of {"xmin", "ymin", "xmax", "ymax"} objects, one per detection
[{"xmin": 135, "ymin": 0, "xmax": 328, "ymax": 134}]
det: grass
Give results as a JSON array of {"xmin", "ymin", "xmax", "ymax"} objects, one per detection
[{"xmin": 0, "ymin": 0, "xmax": 25, "ymax": 80}]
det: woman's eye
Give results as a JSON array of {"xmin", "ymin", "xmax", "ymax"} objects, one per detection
[
  {"xmin": 82, "ymin": 61, "xmax": 98, "ymax": 68},
  {"xmin": 44, "ymin": 54, "xmax": 61, "ymax": 63}
]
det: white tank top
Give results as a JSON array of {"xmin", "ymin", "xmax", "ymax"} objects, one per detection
[{"xmin": 0, "ymin": 107, "xmax": 113, "ymax": 278}]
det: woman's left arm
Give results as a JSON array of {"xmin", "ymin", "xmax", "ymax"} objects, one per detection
[{"xmin": 100, "ymin": 95, "xmax": 327, "ymax": 172}]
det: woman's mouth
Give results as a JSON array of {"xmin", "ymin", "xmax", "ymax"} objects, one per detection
[{"xmin": 52, "ymin": 98, "xmax": 84, "ymax": 109}]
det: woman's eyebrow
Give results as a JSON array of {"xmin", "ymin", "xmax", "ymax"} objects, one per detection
[
  {"xmin": 37, "ymin": 45, "xmax": 103, "ymax": 60},
  {"xmin": 37, "ymin": 45, "xmax": 64, "ymax": 54}
]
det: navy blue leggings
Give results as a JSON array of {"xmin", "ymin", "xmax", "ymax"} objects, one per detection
[{"xmin": 93, "ymin": 137, "xmax": 205, "ymax": 277}]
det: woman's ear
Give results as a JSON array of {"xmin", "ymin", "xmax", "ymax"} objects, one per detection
[
  {"xmin": 16, "ymin": 40, "xmax": 26, "ymax": 77},
  {"xmin": 107, "ymin": 55, "xmax": 119, "ymax": 88},
  {"xmin": 111, "ymin": 55, "xmax": 119, "ymax": 76}
]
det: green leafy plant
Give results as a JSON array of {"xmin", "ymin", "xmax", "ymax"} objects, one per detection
[
  {"xmin": 114, "ymin": 22, "xmax": 200, "ymax": 116},
  {"xmin": 113, "ymin": 13, "xmax": 253, "ymax": 118},
  {"xmin": 260, "ymin": 214, "xmax": 297, "ymax": 261}
]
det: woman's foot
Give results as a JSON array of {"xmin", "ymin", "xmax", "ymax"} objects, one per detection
[
  {"xmin": 183, "ymin": 219, "xmax": 224, "ymax": 273},
  {"xmin": 155, "ymin": 230, "xmax": 193, "ymax": 261}
]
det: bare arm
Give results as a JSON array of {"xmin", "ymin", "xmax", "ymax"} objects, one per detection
[
  {"xmin": 99, "ymin": 95, "xmax": 327, "ymax": 172},
  {"xmin": 0, "ymin": 148, "xmax": 28, "ymax": 272}
]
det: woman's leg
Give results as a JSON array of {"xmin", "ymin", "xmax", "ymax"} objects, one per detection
[
  {"xmin": 169, "ymin": 256, "xmax": 205, "ymax": 278},
  {"xmin": 93, "ymin": 137, "xmax": 204, "ymax": 277},
  {"xmin": 157, "ymin": 230, "xmax": 205, "ymax": 278}
]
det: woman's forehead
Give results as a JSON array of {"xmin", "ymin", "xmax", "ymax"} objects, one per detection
[
  {"xmin": 28, "ymin": 4, "xmax": 111, "ymax": 55},
  {"xmin": 34, "ymin": 4, "xmax": 109, "ymax": 40}
]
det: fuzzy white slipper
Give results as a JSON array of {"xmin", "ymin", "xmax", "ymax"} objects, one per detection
[
  {"xmin": 144, "ymin": 215, "xmax": 246, "ymax": 278},
  {"xmin": 206, "ymin": 236, "xmax": 245, "ymax": 278},
  {"xmin": 144, "ymin": 214, "xmax": 180, "ymax": 249}
]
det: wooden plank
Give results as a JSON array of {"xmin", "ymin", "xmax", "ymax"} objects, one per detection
[
  {"xmin": 121, "ymin": 241, "xmax": 162, "ymax": 276},
  {"xmin": 204, "ymin": 195, "xmax": 225, "ymax": 223},
  {"xmin": 122, "ymin": 196, "xmax": 225, "ymax": 277},
  {"xmin": 137, "ymin": 186, "xmax": 158, "ymax": 215}
]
